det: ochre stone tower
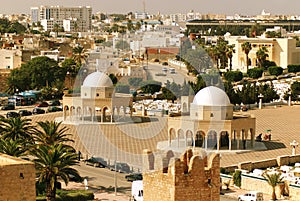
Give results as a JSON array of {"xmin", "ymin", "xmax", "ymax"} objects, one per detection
[{"xmin": 143, "ymin": 149, "xmax": 220, "ymax": 201}]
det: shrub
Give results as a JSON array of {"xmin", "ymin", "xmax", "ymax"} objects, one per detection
[
  {"xmin": 268, "ymin": 66, "xmax": 283, "ymax": 76},
  {"xmin": 247, "ymin": 68, "xmax": 263, "ymax": 79},
  {"xmin": 287, "ymin": 64, "xmax": 300, "ymax": 73},
  {"xmin": 233, "ymin": 170, "xmax": 242, "ymax": 188},
  {"xmin": 224, "ymin": 71, "xmax": 243, "ymax": 82}
]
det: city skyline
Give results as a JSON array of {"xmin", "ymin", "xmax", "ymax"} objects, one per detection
[{"xmin": 2, "ymin": 0, "xmax": 300, "ymax": 16}]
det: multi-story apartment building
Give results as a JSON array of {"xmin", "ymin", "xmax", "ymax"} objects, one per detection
[{"xmin": 30, "ymin": 5, "xmax": 92, "ymax": 32}]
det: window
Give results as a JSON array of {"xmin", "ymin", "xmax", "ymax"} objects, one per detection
[
  {"xmin": 96, "ymin": 93, "xmax": 99, "ymax": 97},
  {"xmin": 210, "ymin": 113, "xmax": 214, "ymax": 117},
  {"xmin": 5, "ymin": 57, "xmax": 10, "ymax": 59}
]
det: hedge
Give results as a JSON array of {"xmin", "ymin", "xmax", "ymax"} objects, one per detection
[
  {"xmin": 224, "ymin": 71, "xmax": 243, "ymax": 82},
  {"xmin": 247, "ymin": 68, "xmax": 264, "ymax": 79},
  {"xmin": 268, "ymin": 66, "xmax": 283, "ymax": 76},
  {"xmin": 36, "ymin": 190, "xmax": 94, "ymax": 201},
  {"xmin": 287, "ymin": 65, "xmax": 300, "ymax": 73}
]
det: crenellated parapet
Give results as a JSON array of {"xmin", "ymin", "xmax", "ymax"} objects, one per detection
[{"xmin": 143, "ymin": 149, "xmax": 220, "ymax": 201}]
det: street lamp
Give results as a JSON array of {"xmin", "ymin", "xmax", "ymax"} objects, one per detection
[
  {"xmin": 258, "ymin": 93, "xmax": 264, "ymax": 109},
  {"xmin": 290, "ymin": 140, "xmax": 299, "ymax": 156}
]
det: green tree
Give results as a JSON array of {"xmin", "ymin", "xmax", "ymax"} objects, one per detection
[
  {"xmin": 0, "ymin": 117, "xmax": 34, "ymax": 142},
  {"xmin": 109, "ymin": 74, "xmax": 118, "ymax": 85},
  {"xmin": 72, "ymin": 46, "xmax": 87, "ymax": 66},
  {"xmin": 226, "ymin": 44, "xmax": 235, "ymax": 71},
  {"xmin": 33, "ymin": 121, "xmax": 74, "ymax": 146},
  {"xmin": 0, "ymin": 138, "xmax": 27, "ymax": 157},
  {"xmin": 241, "ymin": 42, "xmax": 252, "ymax": 71},
  {"xmin": 290, "ymin": 81, "xmax": 300, "ymax": 101},
  {"xmin": 53, "ymin": 23, "xmax": 60, "ymax": 36},
  {"xmin": 128, "ymin": 77, "xmax": 143, "ymax": 87},
  {"xmin": 224, "ymin": 82, "xmax": 241, "ymax": 104},
  {"xmin": 256, "ymin": 46, "xmax": 269, "ymax": 68},
  {"xmin": 263, "ymin": 171, "xmax": 283, "ymax": 201},
  {"xmin": 7, "ymin": 56, "xmax": 63, "ymax": 91},
  {"xmin": 32, "ymin": 144, "xmax": 80, "ymax": 201},
  {"xmin": 115, "ymin": 84, "xmax": 130, "ymax": 93},
  {"xmin": 140, "ymin": 80, "xmax": 162, "ymax": 94}
]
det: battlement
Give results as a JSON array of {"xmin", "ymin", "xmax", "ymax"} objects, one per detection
[{"xmin": 143, "ymin": 149, "xmax": 220, "ymax": 201}]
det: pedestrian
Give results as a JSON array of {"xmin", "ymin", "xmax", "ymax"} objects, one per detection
[{"xmin": 78, "ymin": 151, "xmax": 81, "ymax": 161}]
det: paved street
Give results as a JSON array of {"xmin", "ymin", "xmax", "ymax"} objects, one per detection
[{"xmin": 145, "ymin": 62, "xmax": 196, "ymax": 85}]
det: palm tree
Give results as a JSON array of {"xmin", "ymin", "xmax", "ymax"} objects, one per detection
[
  {"xmin": 72, "ymin": 46, "xmax": 87, "ymax": 67},
  {"xmin": 53, "ymin": 23, "xmax": 60, "ymax": 36},
  {"xmin": 263, "ymin": 171, "xmax": 283, "ymax": 200},
  {"xmin": 226, "ymin": 44, "xmax": 236, "ymax": 71},
  {"xmin": 241, "ymin": 42, "xmax": 252, "ymax": 71},
  {"xmin": 256, "ymin": 46, "xmax": 269, "ymax": 68},
  {"xmin": 0, "ymin": 117, "xmax": 34, "ymax": 142},
  {"xmin": 0, "ymin": 138, "xmax": 27, "ymax": 157},
  {"xmin": 32, "ymin": 144, "xmax": 80, "ymax": 201},
  {"xmin": 33, "ymin": 121, "xmax": 74, "ymax": 146}
]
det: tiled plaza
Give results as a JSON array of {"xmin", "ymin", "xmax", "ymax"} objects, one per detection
[{"xmin": 30, "ymin": 104, "xmax": 300, "ymax": 168}]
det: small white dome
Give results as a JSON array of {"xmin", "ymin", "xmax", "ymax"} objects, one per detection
[
  {"xmin": 82, "ymin": 71, "xmax": 113, "ymax": 87},
  {"xmin": 193, "ymin": 86, "xmax": 231, "ymax": 106}
]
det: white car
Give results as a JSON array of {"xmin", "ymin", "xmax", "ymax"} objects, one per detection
[{"xmin": 238, "ymin": 191, "xmax": 264, "ymax": 201}]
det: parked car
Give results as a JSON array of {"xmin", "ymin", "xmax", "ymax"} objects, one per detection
[
  {"xmin": 125, "ymin": 173, "xmax": 143, "ymax": 182},
  {"xmin": 1, "ymin": 104, "xmax": 15, "ymax": 110},
  {"xmin": 238, "ymin": 191, "xmax": 264, "ymax": 201},
  {"xmin": 19, "ymin": 110, "xmax": 32, "ymax": 116},
  {"xmin": 32, "ymin": 107, "xmax": 46, "ymax": 114},
  {"xmin": 47, "ymin": 106, "xmax": 63, "ymax": 113},
  {"xmin": 6, "ymin": 111, "xmax": 20, "ymax": 118},
  {"xmin": 35, "ymin": 101, "xmax": 49, "ymax": 107},
  {"xmin": 48, "ymin": 100, "xmax": 61, "ymax": 106},
  {"xmin": 84, "ymin": 157, "xmax": 107, "ymax": 168},
  {"xmin": 110, "ymin": 162, "xmax": 131, "ymax": 173}
]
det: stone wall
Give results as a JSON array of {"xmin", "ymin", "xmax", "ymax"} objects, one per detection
[
  {"xmin": 241, "ymin": 173, "xmax": 285, "ymax": 199},
  {"xmin": 0, "ymin": 154, "xmax": 36, "ymax": 201},
  {"xmin": 143, "ymin": 149, "xmax": 220, "ymax": 201},
  {"xmin": 234, "ymin": 154, "xmax": 300, "ymax": 173}
]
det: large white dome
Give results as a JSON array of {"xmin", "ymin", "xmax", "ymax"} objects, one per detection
[
  {"xmin": 82, "ymin": 71, "xmax": 113, "ymax": 87},
  {"xmin": 193, "ymin": 86, "xmax": 231, "ymax": 106}
]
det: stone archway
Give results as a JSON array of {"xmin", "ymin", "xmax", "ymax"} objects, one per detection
[
  {"xmin": 169, "ymin": 128, "xmax": 176, "ymax": 146},
  {"xmin": 220, "ymin": 131, "xmax": 229, "ymax": 150},
  {"xmin": 177, "ymin": 129, "xmax": 185, "ymax": 148},
  {"xmin": 76, "ymin": 107, "xmax": 82, "ymax": 120},
  {"xmin": 102, "ymin": 106, "xmax": 110, "ymax": 122},
  {"xmin": 195, "ymin": 131, "xmax": 205, "ymax": 148},
  {"xmin": 207, "ymin": 130, "xmax": 217, "ymax": 149},
  {"xmin": 186, "ymin": 130, "xmax": 193, "ymax": 147}
]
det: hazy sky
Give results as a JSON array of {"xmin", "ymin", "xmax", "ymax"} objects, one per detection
[{"xmin": 2, "ymin": 0, "xmax": 300, "ymax": 16}]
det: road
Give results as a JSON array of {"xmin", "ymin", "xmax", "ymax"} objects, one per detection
[
  {"xmin": 145, "ymin": 62, "xmax": 196, "ymax": 85},
  {"xmin": 74, "ymin": 162, "xmax": 132, "ymax": 195},
  {"xmin": 74, "ymin": 162, "xmax": 238, "ymax": 200}
]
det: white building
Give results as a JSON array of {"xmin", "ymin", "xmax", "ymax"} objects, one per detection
[
  {"xmin": 225, "ymin": 36, "xmax": 300, "ymax": 72},
  {"xmin": 31, "ymin": 5, "xmax": 92, "ymax": 32},
  {"xmin": 0, "ymin": 49, "xmax": 22, "ymax": 70}
]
